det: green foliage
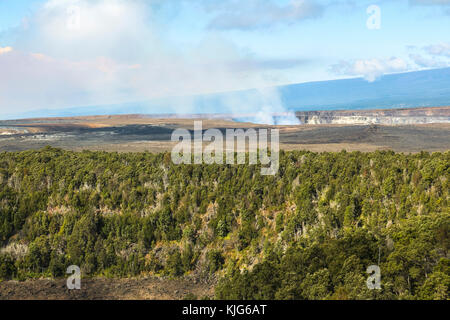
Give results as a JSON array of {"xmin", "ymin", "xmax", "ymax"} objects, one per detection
[
  {"xmin": 0, "ymin": 147, "xmax": 448, "ymax": 300},
  {"xmin": 207, "ymin": 249, "xmax": 225, "ymax": 273}
]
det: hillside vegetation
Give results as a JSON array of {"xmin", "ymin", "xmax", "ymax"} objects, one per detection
[{"xmin": 0, "ymin": 147, "xmax": 448, "ymax": 300}]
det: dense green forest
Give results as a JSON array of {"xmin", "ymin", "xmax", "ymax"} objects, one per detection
[{"xmin": 0, "ymin": 147, "xmax": 448, "ymax": 300}]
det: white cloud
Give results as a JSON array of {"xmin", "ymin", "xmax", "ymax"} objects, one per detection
[
  {"xmin": 424, "ymin": 43, "xmax": 450, "ymax": 57},
  {"xmin": 0, "ymin": 49, "xmax": 140, "ymax": 113},
  {"xmin": 206, "ymin": 0, "xmax": 323, "ymax": 30},
  {"xmin": 17, "ymin": 0, "xmax": 158, "ymax": 62},
  {"xmin": 406, "ymin": 42, "xmax": 450, "ymax": 69},
  {"xmin": 409, "ymin": 53, "xmax": 449, "ymax": 68},
  {"xmin": 0, "ymin": 47, "xmax": 13, "ymax": 55},
  {"xmin": 330, "ymin": 57, "xmax": 409, "ymax": 82},
  {"xmin": 0, "ymin": 0, "xmax": 304, "ymax": 117}
]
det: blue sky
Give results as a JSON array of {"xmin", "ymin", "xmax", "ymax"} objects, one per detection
[{"xmin": 0, "ymin": 0, "xmax": 449, "ymax": 117}]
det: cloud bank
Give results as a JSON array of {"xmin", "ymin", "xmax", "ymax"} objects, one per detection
[
  {"xmin": 330, "ymin": 57, "xmax": 409, "ymax": 82},
  {"xmin": 1, "ymin": 0, "xmax": 449, "ymax": 119},
  {"xmin": 205, "ymin": 0, "xmax": 323, "ymax": 30},
  {"xmin": 0, "ymin": 0, "xmax": 307, "ymax": 119},
  {"xmin": 330, "ymin": 41, "xmax": 450, "ymax": 81}
]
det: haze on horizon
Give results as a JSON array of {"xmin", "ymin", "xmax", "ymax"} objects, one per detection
[{"xmin": 0, "ymin": 0, "xmax": 450, "ymax": 120}]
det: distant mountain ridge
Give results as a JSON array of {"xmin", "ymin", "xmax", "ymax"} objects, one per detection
[
  {"xmin": 10, "ymin": 67, "xmax": 450, "ymax": 120},
  {"xmin": 279, "ymin": 67, "xmax": 450, "ymax": 111}
]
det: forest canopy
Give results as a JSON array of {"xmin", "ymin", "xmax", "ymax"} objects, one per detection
[{"xmin": 0, "ymin": 147, "xmax": 448, "ymax": 300}]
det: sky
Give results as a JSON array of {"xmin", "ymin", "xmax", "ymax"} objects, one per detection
[{"xmin": 0, "ymin": 0, "xmax": 449, "ymax": 118}]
